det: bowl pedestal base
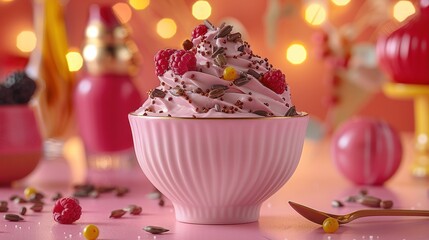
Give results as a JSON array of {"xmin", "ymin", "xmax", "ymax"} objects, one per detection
[{"xmin": 174, "ymin": 204, "xmax": 260, "ymax": 224}]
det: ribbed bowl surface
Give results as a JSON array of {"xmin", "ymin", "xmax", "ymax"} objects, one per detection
[{"xmin": 129, "ymin": 114, "xmax": 309, "ymax": 224}]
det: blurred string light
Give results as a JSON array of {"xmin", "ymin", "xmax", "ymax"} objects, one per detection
[
  {"xmin": 83, "ymin": 45, "xmax": 97, "ymax": 61},
  {"xmin": 1, "ymin": 0, "xmax": 14, "ymax": 2},
  {"xmin": 16, "ymin": 31, "xmax": 36, "ymax": 53},
  {"xmin": 66, "ymin": 50, "xmax": 83, "ymax": 72},
  {"xmin": 192, "ymin": 0, "xmax": 212, "ymax": 20},
  {"xmin": 393, "ymin": 0, "xmax": 416, "ymax": 22},
  {"xmin": 156, "ymin": 18, "xmax": 177, "ymax": 39},
  {"xmin": 113, "ymin": 2, "xmax": 132, "ymax": 23},
  {"xmin": 286, "ymin": 43, "xmax": 307, "ymax": 65},
  {"xmin": 331, "ymin": 0, "xmax": 350, "ymax": 6},
  {"xmin": 129, "ymin": 0, "xmax": 150, "ymax": 10},
  {"xmin": 304, "ymin": 2, "xmax": 327, "ymax": 26}
]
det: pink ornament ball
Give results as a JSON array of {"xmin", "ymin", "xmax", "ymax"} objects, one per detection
[{"xmin": 331, "ymin": 118, "xmax": 402, "ymax": 185}]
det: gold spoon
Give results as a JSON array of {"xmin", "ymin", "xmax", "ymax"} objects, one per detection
[{"xmin": 289, "ymin": 201, "xmax": 429, "ymax": 225}]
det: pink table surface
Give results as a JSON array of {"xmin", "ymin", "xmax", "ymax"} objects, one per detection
[{"xmin": 1, "ymin": 134, "xmax": 429, "ymax": 240}]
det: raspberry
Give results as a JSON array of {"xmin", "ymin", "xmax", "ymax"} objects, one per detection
[
  {"xmin": 53, "ymin": 197, "xmax": 82, "ymax": 224},
  {"xmin": 169, "ymin": 50, "xmax": 196, "ymax": 75},
  {"xmin": 260, "ymin": 69, "xmax": 286, "ymax": 94},
  {"xmin": 191, "ymin": 24, "xmax": 208, "ymax": 40},
  {"xmin": 154, "ymin": 49, "xmax": 176, "ymax": 76}
]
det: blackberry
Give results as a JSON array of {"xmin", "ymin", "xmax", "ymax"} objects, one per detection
[
  {"xmin": 2, "ymin": 71, "xmax": 37, "ymax": 104},
  {"xmin": 0, "ymin": 85, "xmax": 13, "ymax": 105}
]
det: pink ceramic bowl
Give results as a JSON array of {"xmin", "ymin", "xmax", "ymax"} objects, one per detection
[
  {"xmin": 0, "ymin": 105, "xmax": 43, "ymax": 186},
  {"xmin": 129, "ymin": 114, "xmax": 309, "ymax": 224}
]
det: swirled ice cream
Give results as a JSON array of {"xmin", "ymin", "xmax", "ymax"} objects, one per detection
[{"xmin": 134, "ymin": 20, "xmax": 299, "ymax": 118}]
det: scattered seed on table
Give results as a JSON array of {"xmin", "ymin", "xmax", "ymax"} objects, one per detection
[
  {"xmin": 143, "ymin": 226, "xmax": 169, "ymax": 234},
  {"xmin": 89, "ymin": 190, "xmax": 100, "ymax": 198},
  {"xmin": 0, "ymin": 206, "xmax": 8, "ymax": 212},
  {"xmin": 124, "ymin": 205, "xmax": 142, "ymax": 215},
  {"xmin": 13, "ymin": 197, "xmax": 27, "ymax": 204},
  {"xmin": 52, "ymin": 192, "xmax": 63, "ymax": 201},
  {"xmin": 4, "ymin": 214, "xmax": 23, "ymax": 222},
  {"xmin": 359, "ymin": 189, "xmax": 368, "ymax": 196},
  {"xmin": 30, "ymin": 203, "xmax": 43, "ymax": 212},
  {"xmin": 357, "ymin": 196, "xmax": 382, "ymax": 208},
  {"xmin": 331, "ymin": 200, "xmax": 344, "ymax": 208},
  {"xmin": 380, "ymin": 200, "xmax": 394, "ymax": 209},
  {"xmin": 20, "ymin": 206, "xmax": 27, "ymax": 216},
  {"xmin": 115, "ymin": 187, "xmax": 129, "ymax": 197},
  {"xmin": 158, "ymin": 198, "xmax": 165, "ymax": 207},
  {"xmin": 109, "ymin": 209, "xmax": 127, "ymax": 218}
]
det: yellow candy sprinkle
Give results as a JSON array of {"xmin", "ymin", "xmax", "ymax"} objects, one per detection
[
  {"xmin": 322, "ymin": 217, "xmax": 339, "ymax": 233},
  {"xmin": 83, "ymin": 224, "xmax": 99, "ymax": 240},
  {"xmin": 223, "ymin": 66, "xmax": 238, "ymax": 81},
  {"xmin": 24, "ymin": 187, "xmax": 37, "ymax": 199}
]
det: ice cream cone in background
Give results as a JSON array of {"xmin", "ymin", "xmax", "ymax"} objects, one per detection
[
  {"xmin": 74, "ymin": 5, "xmax": 142, "ymax": 184},
  {"xmin": 26, "ymin": 0, "xmax": 76, "ymax": 157}
]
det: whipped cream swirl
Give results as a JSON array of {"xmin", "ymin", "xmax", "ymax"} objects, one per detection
[{"xmin": 134, "ymin": 21, "xmax": 297, "ymax": 118}]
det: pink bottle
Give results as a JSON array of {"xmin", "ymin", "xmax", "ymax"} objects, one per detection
[{"xmin": 74, "ymin": 5, "xmax": 142, "ymax": 183}]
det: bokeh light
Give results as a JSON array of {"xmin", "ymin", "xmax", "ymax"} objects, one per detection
[
  {"xmin": 304, "ymin": 3, "xmax": 327, "ymax": 26},
  {"xmin": 192, "ymin": 0, "xmax": 212, "ymax": 20},
  {"xmin": 83, "ymin": 45, "xmax": 97, "ymax": 61},
  {"xmin": 331, "ymin": 0, "xmax": 351, "ymax": 6},
  {"xmin": 113, "ymin": 2, "xmax": 132, "ymax": 23},
  {"xmin": 393, "ymin": 0, "xmax": 416, "ymax": 22},
  {"xmin": 16, "ymin": 31, "xmax": 36, "ymax": 53},
  {"xmin": 129, "ymin": 0, "xmax": 150, "ymax": 10},
  {"xmin": 66, "ymin": 51, "xmax": 83, "ymax": 72},
  {"xmin": 286, "ymin": 44, "xmax": 307, "ymax": 65},
  {"xmin": 156, "ymin": 18, "xmax": 177, "ymax": 39}
]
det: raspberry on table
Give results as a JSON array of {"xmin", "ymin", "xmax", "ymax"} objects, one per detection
[
  {"xmin": 260, "ymin": 69, "xmax": 286, "ymax": 94},
  {"xmin": 53, "ymin": 197, "xmax": 82, "ymax": 224},
  {"xmin": 169, "ymin": 50, "xmax": 197, "ymax": 75},
  {"xmin": 154, "ymin": 49, "xmax": 176, "ymax": 76},
  {"xmin": 191, "ymin": 24, "xmax": 208, "ymax": 40}
]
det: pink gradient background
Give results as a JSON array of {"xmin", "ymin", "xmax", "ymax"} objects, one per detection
[{"xmin": 0, "ymin": 0, "xmax": 414, "ymax": 132}]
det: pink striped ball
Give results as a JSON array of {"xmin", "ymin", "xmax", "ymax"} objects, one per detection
[{"xmin": 331, "ymin": 118, "xmax": 402, "ymax": 185}]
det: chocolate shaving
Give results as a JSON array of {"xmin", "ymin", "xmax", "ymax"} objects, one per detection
[
  {"xmin": 227, "ymin": 32, "xmax": 242, "ymax": 42},
  {"xmin": 247, "ymin": 69, "xmax": 261, "ymax": 80},
  {"xmin": 211, "ymin": 84, "xmax": 229, "ymax": 91},
  {"xmin": 214, "ymin": 104, "xmax": 221, "ymax": 112},
  {"xmin": 233, "ymin": 75, "xmax": 251, "ymax": 86},
  {"xmin": 218, "ymin": 22, "xmax": 226, "ymax": 30},
  {"xmin": 182, "ymin": 39, "xmax": 193, "ymax": 50},
  {"xmin": 285, "ymin": 106, "xmax": 298, "ymax": 117},
  {"xmin": 204, "ymin": 20, "xmax": 215, "ymax": 30},
  {"xmin": 211, "ymin": 47, "xmax": 225, "ymax": 58},
  {"xmin": 213, "ymin": 54, "xmax": 227, "ymax": 67},
  {"xmin": 216, "ymin": 25, "xmax": 233, "ymax": 39},
  {"xmin": 169, "ymin": 86, "xmax": 185, "ymax": 96},
  {"xmin": 208, "ymin": 88, "xmax": 225, "ymax": 98},
  {"xmin": 238, "ymin": 45, "xmax": 245, "ymax": 52},
  {"xmin": 150, "ymin": 89, "xmax": 166, "ymax": 99},
  {"xmin": 253, "ymin": 110, "xmax": 268, "ymax": 117}
]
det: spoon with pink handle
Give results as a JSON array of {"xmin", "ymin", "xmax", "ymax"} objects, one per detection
[{"xmin": 289, "ymin": 201, "xmax": 429, "ymax": 225}]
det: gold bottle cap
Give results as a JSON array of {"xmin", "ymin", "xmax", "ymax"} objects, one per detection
[{"xmin": 82, "ymin": 5, "xmax": 139, "ymax": 76}]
